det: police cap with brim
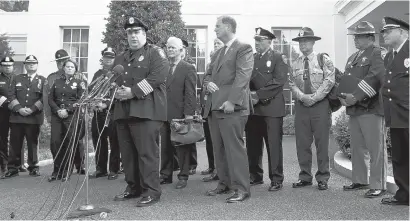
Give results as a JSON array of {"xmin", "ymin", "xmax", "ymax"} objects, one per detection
[
  {"xmin": 381, "ymin": 17, "xmax": 409, "ymax": 33},
  {"xmin": 292, "ymin": 27, "xmax": 321, "ymax": 42},
  {"xmin": 347, "ymin": 21, "xmax": 377, "ymax": 35},
  {"xmin": 24, "ymin": 55, "xmax": 38, "ymax": 64},
  {"xmin": 101, "ymin": 47, "xmax": 116, "ymax": 58},
  {"xmin": 124, "ymin": 17, "xmax": 149, "ymax": 32},
  {"xmin": 254, "ymin": 27, "xmax": 276, "ymax": 40},
  {"xmin": 1, "ymin": 56, "xmax": 14, "ymax": 66},
  {"xmin": 53, "ymin": 49, "xmax": 70, "ymax": 62}
]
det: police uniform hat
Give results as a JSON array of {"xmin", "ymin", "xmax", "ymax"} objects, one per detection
[
  {"xmin": 101, "ymin": 47, "xmax": 116, "ymax": 58},
  {"xmin": 254, "ymin": 27, "xmax": 276, "ymax": 40},
  {"xmin": 54, "ymin": 49, "xmax": 70, "ymax": 61},
  {"xmin": 182, "ymin": 39, "xmax": 189, "ymax": 48},
  {"xmin": 124, "ymin": 17, "xmax": 149, "ymax": 31},
  {"xmin": 24, "ymin": 55, "xmax": 39, "ymax": 64},
  {"xmin": 381, "ymin": 17, "xmax": 409, "ymax": 33},
  {"xmin": 292, "ymin": 27, "xmax": 321, "ymax": 42},
  {"xmin": 348, "ymin": 21, "xmax": 376, "ymax": 35},
  {"xmin": 0, "ymin": 56, "xmax": 14, "ymax": 66}
]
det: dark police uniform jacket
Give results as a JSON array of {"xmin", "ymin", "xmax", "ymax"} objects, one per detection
[
  {"xmin": 382, "ymin": 40, "xmax": 409, "ymax": 128},
  {"xmin": 113, "ymin": 43, "xmax": 169, "ymax": 121},
  {"xmin": 43, "ymin": 70, "xmax": 64, "ymax": 119},
  {"xmin": 250, "ymin": 48, "xmax": 288, "ymax": 117},
  {"xmin": 0, "ymin": 72, "xmax": 13, "ymax": 110},
  {"xmin": 8, "ymin": 74, "xmax": 46, "ymax": 124},
  {"xmin": 48, "ymin": 73, "xmax": 86, "ymax": 115},
  {"xmin": 344, "ymin": 45, "xmax": 385, "ymax": 116}
]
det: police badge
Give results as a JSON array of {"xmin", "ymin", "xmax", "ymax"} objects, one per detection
[
  {"xmin": 72, "ymin": 82, "xmax": 77, "ymax": 87},
  {"xmin": 266, "ymin": 60, "xmax": 271, "ymax": 67},
  {"xmin": 405, "ymin": 58, "xmax": 410, "ymax": 68},
  {"xmin": 138, "ymin": 55, "xmax": 144, "ymax": 61}
]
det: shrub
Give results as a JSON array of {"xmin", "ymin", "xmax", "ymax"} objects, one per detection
[
  {"xmin": 332, "ymin": 110, "xmax": 392, "ymax": 159},
  {"xmin": 283, "ymin": 115, "xmax": 295, "ymax": 135}
]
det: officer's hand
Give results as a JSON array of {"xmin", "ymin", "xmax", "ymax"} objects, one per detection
[
  {"xmin": 73, "ymin": 103, "xmax": 80, "ymax": 108},
  {"xmin": 219, "ymin": 101, "xmax": 235, "ymax": 114},
  {"xmin": 24, "ymin": 108, "xmax": 33, "ymax": 116},
  {"xmin": 300, "ymin": 94, "xmax": 315, "ymax": 107},
  {"xmin": 18, "ymin": 108, "xmax": 28, "ymax": 116},
  {"xmin": 251, "ymin": 91, "xmax": 259, "ymax": 106},
  {"xmin": 207, "ymin": 82, "xmax": 219, "ymax": 93},
  {"xmin": 117, "ymin": 86, "xmax": 134, "ymax": 101},
  {"xmin": 341, "ymin": 93, "xmax": 357, "ymax": 106},
  {"xmin": 339, "ymin": 97, "xmax": 348, "ymax": 106},
  {"xmin": 46, "ymin": 116, "xmax": 51, "ymax": 124},
  {"xmin": 97, "ymin": 102, "xmax": 107, "ymax": 111}
]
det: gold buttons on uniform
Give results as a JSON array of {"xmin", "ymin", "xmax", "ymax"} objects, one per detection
[
  {"xmin": 26, "ymin": 94, "xmax": 29, "ymax": 96},
  {"xmin": 387, "ymin": 80, "xmax": 390, "ymax": 83},
  {"xmin": 125, "ymin": 72, "xmax": 128, "ymax": 75},
  {"xmin": 348, "ymin": 73, "xmax": 351, "ymax": 75},
  {"xmin": 389, "ymin": 98, "xmax": 392, "ymax": 101},
  {"xmin": 389, "ymin": 71, "xmax": 392, "ymax": 74},
  {"xmin": 388, "ymin": 89, "xmax": 390, "ymax": 92},
  {"xmin": 27, "ymin": 88, "xmax": 30, "ymax": 91},
  {"xmin": 128, "ymin": 64, "xmax": 131, "ymax": 66}
]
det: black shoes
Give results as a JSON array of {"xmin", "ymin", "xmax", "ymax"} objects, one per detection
[
  {"xmin": 175, "ymin": 180, "xmax": 187, "ymax": 189},
  {"xmin": 317, "ymin": 181, "xmax": 328, "ymax": 190},
  {"xmin": 108, "ymin": 172, "xmax": 118, "ymax": 180},
  {"xmin": 268, "ymin": 182, "xmax": 283, "ymax": 191},
  {"xmin": 113, "ymin": 192, "xmax": 140, "ymax": 201},
  {"xmin": 3, "ymin": 170, "xmax": 19, "ymax": 179},
  {"xmin": 136, "ymin": 196, "xmax": 160, "ymax": 207},
  {"xmin": 250, "ymin": 179, "xmax": 264, "ymax": 186},
  {"xmin": 160, "ymin": 178, "xmax": 172, "ymax": 185},
  {"xmin": 29, "ymin": 168, "xmax": 41, "ymax": 177},
  {"xmin": 205, "ymin": 187, "xmax": 231, "ymax": 196},
  {"xmin": 364, "ymin": 189, "xmax": 386, "ymax": 198},
  {"xmin": 202, "ymin": 173, "xmax": 219, "ymax": 182},
  {"xmin": 77, "ymin": 168, "xmax": 86, "ymax": 175},
  {"xmin": 343, "ymin": 183, "xmax": 370, "ymax": 191},
  {"xmin": 189, "ymin": 169, "xmax": 196, "ymax": 175},
  {"xmin": 19, "ymin": 166, "xmax": 27, "ymax": 173},
  {"xmin": 292, "ymin": 180, "xmax": 313, "ymax": 188},
  {"xmin": 226, "ymin": 190, "xmax": 250, "ymax": 203},
  {"xmin": 381, "ymin": 196, "xmax": 409, "ymax": 206},
  {"xmin": 200, "ymin": 168, "xmax": 214, "ymax": 175},
  {"xmin": 90, "ymin": 170, "xmax": 108, "ymax": 179}
]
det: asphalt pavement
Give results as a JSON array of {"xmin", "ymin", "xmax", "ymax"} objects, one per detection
[{"xmin": 0, "ymin": 136, "xmax": 408, "ymax": 220}]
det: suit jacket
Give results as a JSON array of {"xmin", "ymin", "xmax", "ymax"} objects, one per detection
[
  {"xmin": 203, "ymin": 39, "xmax": 254, "ymax": 118},
  {"xmin": 250, "ymin": 48, "xmax": 288, "ymax": 117},
  {"xmin": 166, "ymin": 60, "xmax": 197, "ymax": 121},
  {"xmin": 382, "ymin": 40, "xmax": 409, "ymax": 128},
  {"xmin": 113, "ymin": 43, "xmax": 169, "ymax": 121},
  {"xmin": 8, "ymin": 74, "xmax": 46, "ymax": 124},
  {"xmin": 343, "ymin": 44, "xmax": 385, "ymax": 117}
]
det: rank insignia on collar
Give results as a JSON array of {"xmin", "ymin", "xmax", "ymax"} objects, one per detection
[
  {"xmin": 362, "ymin": 57, "xmax": 367, "ymax": 62},
  {"xmin": 138, "ymin": 55, "xmax": 144, "ymax": 61},
  {"xmin": 405, "ymin": 58, "xmax": 410, "ymax": 68},
  {"xmin": 266, "ymin": 60, "xmax": 271, "ymax": 67}
]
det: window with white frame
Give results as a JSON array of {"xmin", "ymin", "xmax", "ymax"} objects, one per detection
[
  {"xmin": 271, "ymin": 27, "xmax": 302, "ymax": 115},
  {"xmin": 184, "ymin": 27, "xmax": 207, "ymax": 74},
  {"xmin": 62, "ymin": 28, "xmax": 89, "ymax": 75}
]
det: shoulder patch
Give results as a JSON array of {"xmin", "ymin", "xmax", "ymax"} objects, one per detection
[{"xmin": 80, "ymin": 82, "xmax": 86, "ymax": 90}]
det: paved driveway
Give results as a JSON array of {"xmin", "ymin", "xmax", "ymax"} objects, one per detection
[{"xmin": 0, "ymin": 136, "xmax": 408, "ymax": 220}]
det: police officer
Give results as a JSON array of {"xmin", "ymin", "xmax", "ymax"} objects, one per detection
[
  {"xmin": 4, "ymin": 55, "xmax": 46, "ymax": 178},
  {"xmin": 380, "ymin": 17, "xmax": 409, "ymax": 206},
  {"xmin": 290, "ymin": 27, "xmax": 335, "ymax": 191},
  {"xmin": 340, "ymin": 22, "xmax": 387, "ymax": 198},
  {"xmin": 0, "ymin": 57, "xmax": 14, "ymax": 178},
  {"xmin": 112, "ymin": 17, "xmax": 168, "ymax": 207},
  {"xmin": 48, "ymin": 59, "xmax": 86, "ymax": 182},
  {"xmin": 44, "ymin": 49, "xmax": 85, "ymax": 175},
  {"xmin": 246, "ymin": 27, "xmax": 288, "ymax": 191},
  {"xmin": 90, "ymin": 47, "xmax": 121, "ymax": 180}
]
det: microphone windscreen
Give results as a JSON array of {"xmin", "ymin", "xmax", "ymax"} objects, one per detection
[{"xmin": 113, "ymin": 65, "xmax": 125, "ymax": 75}]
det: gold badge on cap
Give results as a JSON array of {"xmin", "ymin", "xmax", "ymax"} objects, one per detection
[
  {"xmin": 138, "ymin": 55, "xmax": 144, "ymax": 61},
  {"xmin": 404, "ymin": 58, "xmax": 410, "ymax": 68},
  {"xmin": 129, "ymin": 17, "xmax": 134, "ymax": 24},
  {"xmin": 266, "ymin": 60, "xmax": 271, "ymax": 67},
  {"xmin": 257, "ymin": 28, "xmax": 261, "ymax": 35},
  {"xmin": 299, "ymin": 30, "xmax": 304, "ymax": 36},
  {"xmin": 382, "ymin": 18, "xmax": 386, "ymax": 27}
]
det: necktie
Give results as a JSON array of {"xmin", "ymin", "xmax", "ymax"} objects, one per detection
[
  {"xmin": 393, "ymin": 51, "xmax": 397, "ymax": 59},
  {"xmin": 353, "ymin": 51, "xmax": 362, "ymax": 63},
  {"xmin": 217, "ymin": 46, "xmax": 227, "ymax": 67},
  {"xmin": 168, "ymin": 63, "xmax": 175, "ymax": 76},
  {"xmin": 303, "ymin": 57, "xmax": 312, "ymax": 94}
]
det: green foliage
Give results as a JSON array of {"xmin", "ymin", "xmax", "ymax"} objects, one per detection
[
  {"xmin": 0, "ymin": 0, "xmax": 29, "ymax": 12},
  {"xmin": 102, "ymin": 1, "xmax": 187, "ymax": 54},
  {"xmin": 0, "ymin": 34, "xmax": 14, "ymax": 58},
  {"xmin": 332, "ymin": 110, "xmax": 392, "ymax": 159},
  {"xmin": 283, "ymin": 115, "xmax": 295, "ymax": 135}
]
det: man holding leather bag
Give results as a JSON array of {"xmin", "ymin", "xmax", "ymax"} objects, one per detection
[
  {"xmin": 159, "ymin": 37, "xmax": 197, "ymax": 189},
  {"xmin": 245, "ymin": 27, "xmax": 288, "ymax": 191}
]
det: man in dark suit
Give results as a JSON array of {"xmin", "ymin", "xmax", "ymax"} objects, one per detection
[
  {"xmin": 246, "ymin": 27, "xmax": 288, "ymax": 191},
  {"xmin": 113, "ymin": 17, "xmax": 168, "ymax": 207},
  {"xmin": 159, "ymin": 37, "xmax": 197, "ymax": 189},
  {"xmin": 380, "ymin": 17, "xmax": 409, "ymax": 206},
  {"xmin": 203, "ymin": 16, "xmax": 253, "ymax": 203}
]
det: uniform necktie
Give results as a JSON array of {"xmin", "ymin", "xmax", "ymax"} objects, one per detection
[
  {"xmin": 217, "ymin": 46, "xmax": 227, "ymax": 67},
  {"xmin": 303, "ymin": 57, "xmax": 312, "ymax": 94},
  {"xmin": 393, "ymin": 51, "xmax": 398, "ymax": 59}
]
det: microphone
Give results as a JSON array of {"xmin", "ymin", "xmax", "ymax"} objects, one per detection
[{"xmin": 109, "ymin": 64, "xmax": 125, "ymax": 85}]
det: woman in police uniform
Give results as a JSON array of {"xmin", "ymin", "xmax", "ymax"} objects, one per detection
[{"xmin": 48, "ymin": 59, "xmax": 86, "ymax": 182}]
